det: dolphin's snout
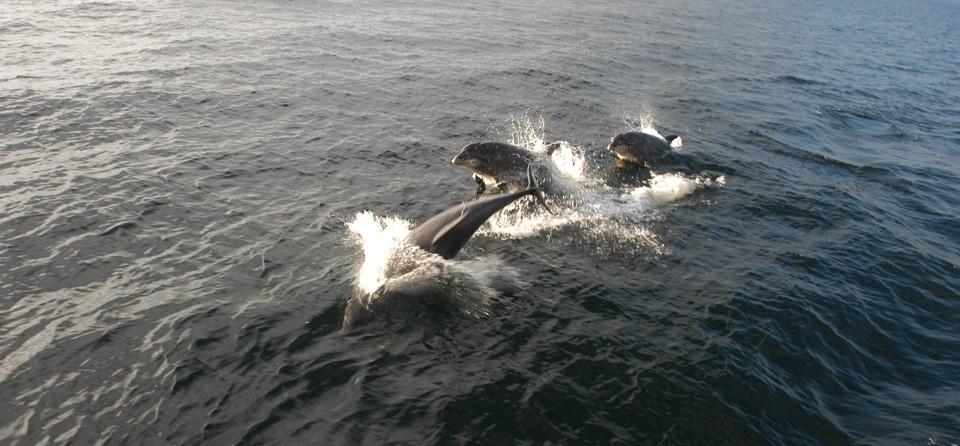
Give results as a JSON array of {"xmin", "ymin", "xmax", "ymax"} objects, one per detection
[{"xmin": 452, "ymin": 155, "xmax": 478, "ymax": 167}]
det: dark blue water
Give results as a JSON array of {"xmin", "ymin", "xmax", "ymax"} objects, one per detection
[{"xmin": 2, "ymin": 0, "xmax": 958, "ymax": 444}]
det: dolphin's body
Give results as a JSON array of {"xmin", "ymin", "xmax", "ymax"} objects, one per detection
[
  {"xmin": 407, "ymin": 164, "xmax": 550, "ymax": 260},
  {"xmin": 451, "ymin": 142, "xmax": 560, "ymax": 193},
  {"xmin": 607, "ymin": 131, "xmax": 680, "ymax": 165}
]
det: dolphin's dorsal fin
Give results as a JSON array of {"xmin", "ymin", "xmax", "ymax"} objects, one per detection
[
  {"xmin": 665, "ymin": 135, "xmax": 682, "ymax": 148},
  {"xmin": 524, "ymin": 163, "xmax": 553, "ymax": 215}
]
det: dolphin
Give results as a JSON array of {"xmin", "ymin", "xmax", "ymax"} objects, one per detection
[
  {"xmin": 607, "ymin": 131, "xmax": 680, "ymax": 165},
  {"xmin": 451, "ymin": 141, "xmax": 560, "ymax": 193},
  {"xmin": 407, "ymin": 164, "xmax": 550, "ymax": 260}
]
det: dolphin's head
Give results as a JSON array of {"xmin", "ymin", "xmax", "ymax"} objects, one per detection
[
  {"xmin": 607, "ymin": 132, "xmax": 643, "ymax": 162},
  {"xmin": 451, "ymin": 143, "xmax": 485, "ymax": 169},
  {"xmin": 452, "ymin": 142, "xmax": 531, "ymax": 178}
]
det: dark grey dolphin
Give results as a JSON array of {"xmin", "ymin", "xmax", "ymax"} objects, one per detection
[
  {"xmin": 451, "ymin": 142, "xmax": 560, "ymax": 193},
  {"xmin": 607, "ymin": 131, "xmax": 680, "ymax": 165},
  {"xmin": 407, "ymin": 164, "xmax": 550, "ymax": 260}
]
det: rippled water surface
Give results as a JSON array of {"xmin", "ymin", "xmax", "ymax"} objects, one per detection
[{"xmin": 2, "ymin": 0, "xmax": 958, "ymax": 444}]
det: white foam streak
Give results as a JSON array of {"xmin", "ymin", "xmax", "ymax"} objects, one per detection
[{"xmin": 634, "ymin": 172, "xmax": 703, "ymax": 205}]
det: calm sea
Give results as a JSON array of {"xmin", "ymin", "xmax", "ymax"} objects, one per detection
[{"xmin": 2, "ymin": 0, "xmax": 958, "ymax": 444}]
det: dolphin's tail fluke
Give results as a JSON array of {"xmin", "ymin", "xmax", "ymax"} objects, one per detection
[{"xmin": 524, "ymin": 163, "xmax": 553, "ymax": 214}]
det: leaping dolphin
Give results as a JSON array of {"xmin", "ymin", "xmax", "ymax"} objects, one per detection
[
  {"xmin": 607, "ymin": 131, "xmax": 680, "ymax": 165},
  {"xmin": 407, "ymin": 164, "xmax": 551, "ymax": 260},
  {"xmin": 451, "ymin": 141, "xmax": 561, "ymax": 193}
]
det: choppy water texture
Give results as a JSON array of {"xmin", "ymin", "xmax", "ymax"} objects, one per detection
[{"xmin": 2, "ymin": 0, "xmax": 959, "ymax": 444}]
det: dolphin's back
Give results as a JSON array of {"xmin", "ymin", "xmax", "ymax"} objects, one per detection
[
  {"xmin": 407, "ymin": 165, "xmax": 548, "ymax": 259},
  {"xmin": 630, "ymin": 133, "xmax": 671, "ymax": 159},
  {"xmin": 470, "ymin": 142, "xmax": 533, "ymax": 167}
]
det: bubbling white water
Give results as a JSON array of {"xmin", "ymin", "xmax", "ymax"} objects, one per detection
[
  {"xmin": 479, "ymin": 170, "xmax": 722, "ymax": 258},
  {"xmin": 344, "ymin": 212, "xmax": 522, "ymax": 326}
]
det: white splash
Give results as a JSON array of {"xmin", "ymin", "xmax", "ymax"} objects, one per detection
[
  {"xmin": 344, "ymin": 211, "xmax": 523, "ymax": 325},
  {"xmin": 549, "ymin": 141, "xmax": 594, "ymax": 184},
  {"xmin": 347, "ymin": 211, "xmax": 413, "ymax": 296},
  {"xmin": 503, "ymin": 112, "xmax": 547, "ymax": 149},
  {"xmin": 497, "ymin": 113, "xmax": 599, "ymax": 191},
  {"xmin": 631, "ymin": 171, "xmax": 710, "ymax": 205}
]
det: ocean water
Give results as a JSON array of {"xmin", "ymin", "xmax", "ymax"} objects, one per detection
[{"xmin": 1, "ymin": 0, "xmax": 958, "ymax": 444}]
